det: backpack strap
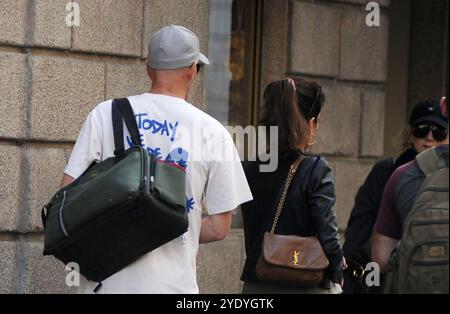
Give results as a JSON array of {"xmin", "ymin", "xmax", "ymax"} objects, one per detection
[
  {"xmin": 416, "ymin": 148, "xmax": 448, "ymax": 176},
  {"xmin": 112, "ymin": 98, "xmax": 141, "ymax": 156},
  {"xmin": 416, "ymin": 149, "xmax": 438, "ymax": 175}
]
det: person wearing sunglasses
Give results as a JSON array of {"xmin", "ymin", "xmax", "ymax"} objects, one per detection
[
  {"xmin": 343, "ymin": 99, "xmax": 448, "ymax": 294},
  {"xmin": 372, "ymin": 96, "xmax": 449, "ymax": 293},
  {"xmin": 240, "ymin": 78, "xmax": 344, "ymax": 294},
  {"xmin": 408, "ymin": 100, "xmax": 448, "ymax": 151}
]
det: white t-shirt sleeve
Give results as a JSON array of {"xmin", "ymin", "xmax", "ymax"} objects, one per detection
[
  {"xmin": 204, "ymin": 133, "xmax": 253, "ymax": 215},
  {"xmin": 64, "ymin": 112, "xmax": 102, "ymax": 179}
]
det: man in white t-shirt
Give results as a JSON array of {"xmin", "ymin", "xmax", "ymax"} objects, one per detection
[{"xmin": 60, "ymin": 25, "xmax": 253, "ymax": 293}]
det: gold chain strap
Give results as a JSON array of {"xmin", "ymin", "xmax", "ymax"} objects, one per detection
[{"xmin": 270, "ymin": 156, "xmax": 306, "ymax": 234}]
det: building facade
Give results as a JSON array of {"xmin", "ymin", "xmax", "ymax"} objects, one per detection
[{"xmin": 0, "ymin": 0, "xmax": 448, "ymax": 293}]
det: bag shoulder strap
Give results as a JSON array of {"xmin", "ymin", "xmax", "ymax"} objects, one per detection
[
  {"xmin": 270, "ymin": 154, "xmax": 307, "ymax": 233},
  {"xmin": 112, "ymin": 98, "xmax": 141, "ymax": 156}
]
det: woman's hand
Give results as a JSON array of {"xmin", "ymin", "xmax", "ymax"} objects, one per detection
[{"xmin": 343, "ymin": 257, "xmax": 348, "ymax": 270}]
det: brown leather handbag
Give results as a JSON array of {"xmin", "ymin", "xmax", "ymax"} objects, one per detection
[{"xmin": 255, "ymin": 155, "xmax": 329, "ymax": 288}]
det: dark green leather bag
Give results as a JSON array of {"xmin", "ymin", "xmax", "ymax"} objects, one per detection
[{"xmin": 41, "ymin": 98, "xmax": 188, "ymax": 285}]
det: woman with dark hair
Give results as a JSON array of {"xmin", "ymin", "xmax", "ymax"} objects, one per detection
[
  {"xmin": 240, "ymin": 78, "xmax": 344, "ymax": 294},
  {"xmin": 343, "ymin": 99, "xmax": 449, "ymax": 294}
]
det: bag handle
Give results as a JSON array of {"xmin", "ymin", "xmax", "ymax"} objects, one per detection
[
  {"xmin": 112, "ymin": 98, "xmax": 141, "ymax": 156},
  {"xmin": 270, "ymin": 155, "xmax": 307, "ymax": 234}
]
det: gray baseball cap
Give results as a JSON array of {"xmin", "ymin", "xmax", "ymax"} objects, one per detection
[{"xmin": 147, "ymin": 25, "xmax": 209, "ymax": 70}]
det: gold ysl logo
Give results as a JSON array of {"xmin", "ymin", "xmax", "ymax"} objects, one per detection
[{"xmin": 293, "ymin": 250, "xmax": 300, "ymax": 265}]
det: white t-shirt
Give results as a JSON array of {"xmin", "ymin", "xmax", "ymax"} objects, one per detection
[{"xmin": 64, "ymin": 93, "xmax": 253, "ymax": 294}]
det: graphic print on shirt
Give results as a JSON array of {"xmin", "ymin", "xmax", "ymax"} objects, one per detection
[
  {"xmin": 135, "ymin": 112, "xmax": 179, "ymax": 142},
  {"xmin": 126, "ymin": 136, "xmax": 163, "ymax": 160},
  {"xmin": 165, "ymin": 147, "xmax": 189, "ymax": 170},
  {"xmin": 185, "ymin": 197, "xmax": 195, "ymax": 214},
  {"xmin": 147, "ymin": 147, "xmax": 162, "ymax": 159}
]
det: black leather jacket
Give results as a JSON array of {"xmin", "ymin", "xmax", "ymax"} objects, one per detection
[{"xmin": 240, "ymin": 150, "xmax": 344, "ymax": 285}]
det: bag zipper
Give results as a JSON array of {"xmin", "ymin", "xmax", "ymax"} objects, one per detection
[
  {"xmin": 412, "ymin": 260, "xmax": 448, "ymax": 267},
  {"xmin": 420, "ymin": 187, "xmax": 449, "ymax": 193},
  {"xmin": 137, "ymin": 146, "xmax": 147, "ymax": 193},
  {"xmin": 411, "ymin": 219, "xmax": 449, "ymax": 227},
  {"xmin": 143, "ymin": 152, "xmax": 156, "ymax": 194},
  {"xmin": 404, "ymin": 208, "xmax": 448, "ymax": 232},
  {"xmin": 149, "ymin": 154, "xmax": 156, "ymax": 192}
]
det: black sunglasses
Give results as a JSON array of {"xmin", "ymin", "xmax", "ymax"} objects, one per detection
[
  {"xmin": 197, "ymin": 63, "xmax": 204, "ymax": 73},
  {"xmin": 412, "ymin": 124, "xmax": 448, "ymax": 141},
  {"xmin": 191, "ymin": 62, "xmax": 203, "ymax": 74}
]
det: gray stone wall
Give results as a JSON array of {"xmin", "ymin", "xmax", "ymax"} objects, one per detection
[{"xmin": 294, "ymin": 0, "xmax": 389, "ymax": 231}]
